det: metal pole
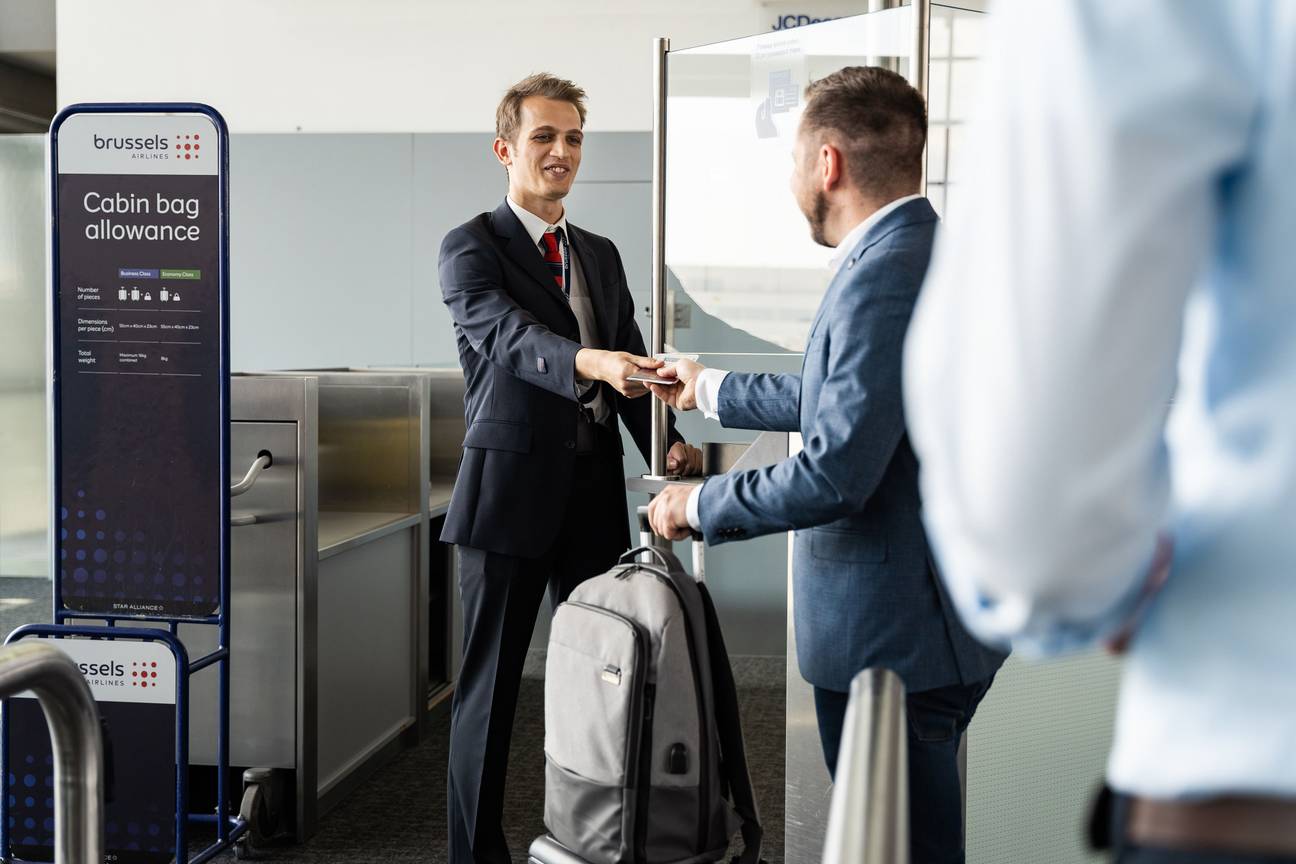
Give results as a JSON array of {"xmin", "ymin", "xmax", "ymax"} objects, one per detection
[
  {"xmin": 911, "ymin": 0, "xmax": 931, "ymax": 194},
  {"xmin": 0, "ymin": 642, "xmax": 103, "ymax": 864},
  {"xmin": 649, "ymin": 36, "xmax": 670, "ymax": 478},
  {"xmin": 821, "ymin": 667, "xmax": 909, "ymax": 864}
]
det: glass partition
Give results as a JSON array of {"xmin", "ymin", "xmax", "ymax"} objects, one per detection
[
  {"xmin": 664, "ymin": 6, "xmax": 916, "ymax": 358},
  {"xmin": 0, "ymin": 135, "xmax": 49, "ymax": 579},
  {"xmin": 927, "ymin": 3, "xmax": 986, "ymax": 216}
]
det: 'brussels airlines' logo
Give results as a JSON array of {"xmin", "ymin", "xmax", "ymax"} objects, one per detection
[
  {"xmin": 75, "ymin": 658, "xmax": 161, "ymax": 689},
  {"xmin": 91, "ymin": 132, "xmax": 204, "ymax": 161}
]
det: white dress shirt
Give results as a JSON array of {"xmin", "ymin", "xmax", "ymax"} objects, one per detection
[
  {"xmin": 903, "ymin": 1, "xmax": 1296, "ymax": 798},
  {"xmin": 506, "ymin": 196, "xmax": 611, "ymax": 424},
  {"xmin": 685, "ymin": 194, "xmax": 922, "ymax": 529}
]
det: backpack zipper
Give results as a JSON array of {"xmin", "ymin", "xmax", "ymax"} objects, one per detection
[
  {"xmin": 634, "ymin": 682, "xmax": 656, "ymax": 864},
  {"xmin": 637, "ymin": 569, "xmax": 711, "ymax": 853}
]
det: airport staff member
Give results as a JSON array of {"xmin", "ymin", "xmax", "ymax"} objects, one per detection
[
  {"xmin": 903, "ymin": 3, "xmax": 1296, "ymax": 863},
  {"xmin": 647, "ymin": 67, "xmax": 1005, "ymax": 864},
  {"xmin": 439, "ymin": 73, "xmax": 701, "ymax": 864}
]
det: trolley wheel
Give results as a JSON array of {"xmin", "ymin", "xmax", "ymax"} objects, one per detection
[{"xmin": 234, "ymin": 784, "xmax": 269, "ymax": 859}]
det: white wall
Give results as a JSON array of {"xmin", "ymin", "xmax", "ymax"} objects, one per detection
[{"xmin": 55, "ymin": 0, "xmax": 871, "ymax": 132}]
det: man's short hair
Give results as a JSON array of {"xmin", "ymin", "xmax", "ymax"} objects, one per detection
[
  {"xmin": 801, "ymin": 66, "xmax": 927, "ymax": 198},
  {"xmin": 496, "ymin": 73, "xmax": 588, "ymax": 143}
]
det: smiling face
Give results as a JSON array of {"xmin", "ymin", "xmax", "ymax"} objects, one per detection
[{"xmin": 494, "ymin": 96, "xmax": 583, "ymax": 218}]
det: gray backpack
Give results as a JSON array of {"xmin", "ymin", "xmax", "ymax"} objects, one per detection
[{"xmin": 533, "ymin": 545, "xmax": 763, "ymax": 864}]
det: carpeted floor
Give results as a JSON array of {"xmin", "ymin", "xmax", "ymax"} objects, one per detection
[{"xmin": 0, "ymin": 577, "xmax": 787, "ymax": 864}]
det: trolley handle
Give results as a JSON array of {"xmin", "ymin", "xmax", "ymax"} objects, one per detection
[
  {"xmin": 230, "ymin": 450, "xmax": 273, "ymax": 498},
  {"xmin": 632, "ymin": 505, "xmax": 705, "ymax": 582}
]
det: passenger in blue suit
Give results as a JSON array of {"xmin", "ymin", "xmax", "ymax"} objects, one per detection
[{"xmin": 647, "ymin": 67, "xmax": 1006, "ymax": 864}]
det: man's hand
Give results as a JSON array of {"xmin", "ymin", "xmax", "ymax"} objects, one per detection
[
  {"xmin": 667, "ymin": 442, "xmax": 703, "ymax": 476},
  {"xmin": 575, "ymin": 349, "xmax": 663, "ymax": 399},
  {"xmin": 647, "ymin": 358, "xmax": 704, "ymax": 411},
  {"xmin": 1105, "ymin": 533, "xmax": 1173, "ymax": 655},
  {"xmin": 648, "ymin": 484, "xmax": 694, "ymax": 541}
]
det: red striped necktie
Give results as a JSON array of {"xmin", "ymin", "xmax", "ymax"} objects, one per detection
[{"xmin": 540, "ymin": 227, "xmax": 569, "ymax": 298}]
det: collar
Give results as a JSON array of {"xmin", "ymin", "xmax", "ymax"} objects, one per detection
[
  {"xmin": 506, "ymin": 196, "xmax": 569, "ymax": 250},
  {"xmin": 827, "ymin": 193, "xmax": 924, "ymax": 277}
]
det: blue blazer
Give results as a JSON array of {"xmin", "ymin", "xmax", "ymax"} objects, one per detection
[
  {"xmin": 698, "ymin": 198, "xmax": 1006, "ymax": 693},
  {"xmin": 439, "ymin": 200, "xmax": 680, "ymax": 558}
]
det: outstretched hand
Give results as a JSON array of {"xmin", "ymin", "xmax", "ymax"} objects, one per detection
[
  {"xmin": 647, "ymin": 358, "xmax": 705, "ymax": 411},
  {"xmin": 575, "ymin": 349, "xmax": 663, "ymax": 398}
]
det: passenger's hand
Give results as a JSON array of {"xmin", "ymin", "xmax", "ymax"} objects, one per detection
[
  {"xmin": 667, "ymin": 442, "xmax": 703, "ymax": 476},
  {"xmin": 1105, "ymin": 533, "xmax": 1173, "ymax": 655},
  {"xmin": 647, "ymin": 358, "xmax": 704, "ymax": 411},
  {"xmin": 575, "ymin": 349, "xmax": 662, "ymax": 399},
  {"xmin": 648, "ymin": 484, "xmax": 694, "ymax": 541}
]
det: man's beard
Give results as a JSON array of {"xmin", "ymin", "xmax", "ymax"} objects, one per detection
[{"xmin": 807, "ymin": 189, "xmax": 831, "ymax": 248}]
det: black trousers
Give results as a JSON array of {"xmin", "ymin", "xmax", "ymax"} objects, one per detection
[
  {"xmin": 447, "ymin": 448, "xmax": 629, "ymax": 864},
  {"xmin": 815, "ymin": 675, "xmax": 994, "ymax": 864}
]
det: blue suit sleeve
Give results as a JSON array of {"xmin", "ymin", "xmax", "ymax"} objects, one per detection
[
  {"xmin": 715, "ymin": 372, "xmax": 801, "ymax": 432},
  {"xmin": 439, "ymin": 226, "xmax": 583, "ymax": 400},
  {"xmin": 699, "ymin": 251, "xmax": 914, "ymax": 544}
]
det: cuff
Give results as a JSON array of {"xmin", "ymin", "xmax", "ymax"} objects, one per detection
[
  {"xmin": 575, "ymin": 378, "xmax": 598, "ymax": 404},
  {"xmin": 686, "ymin": 483, "xmax": 704, "ymax": 532},
  {"xmin": 695, "ymin": 368, "xmax": 729, "ymax": 420}
]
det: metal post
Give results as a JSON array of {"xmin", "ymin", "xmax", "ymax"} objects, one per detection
[
  {"xmin": 649, "ymin": 36, "xmax": 670, "ymax": 479},
  {"xmin": 911, "ymin": 0, "xmax": 931, "ymax": 194},
  {"xmin": 0, "ymin": 642, "xmax": 103, "ymax": 864},
  {"xmin": 910, "ymin": 0, "xmax": 931, "ymax": 101},
  {"xmin": 866, "ymin": 0, "xmax": 902, "ymax": 71},
  {"xmin": 821, "ymin": 667, "xmax": 909, "ymax": 864}
]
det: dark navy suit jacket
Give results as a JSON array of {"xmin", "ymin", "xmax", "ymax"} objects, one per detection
[
  {"xmin": 698, "ymin": 198, "xmax": 1006, "ymax": 693},
  {"xmin": 438, "ymin": 200, "xmax": 679, "ymax": 559}
]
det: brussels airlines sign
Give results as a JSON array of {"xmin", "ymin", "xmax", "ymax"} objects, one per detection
[{"xmin": 51, "ymin": 106, "xmax": 228, "ymax": 620}]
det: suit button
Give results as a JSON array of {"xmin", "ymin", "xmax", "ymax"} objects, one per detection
[{"xmin": 564, "ymin": 440, "xmax": 575, "ymax": 449}]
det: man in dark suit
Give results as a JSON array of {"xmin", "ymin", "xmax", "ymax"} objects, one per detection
[
  {"xmin": 647, "ymin": 67, "xmax": 1006, "ymax": 864},
  {"xmin": 439, "ymin": 73, "xmax": 700, "ymax": 864}
]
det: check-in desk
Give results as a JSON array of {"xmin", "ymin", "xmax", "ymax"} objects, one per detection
[
  {"xmin": 178, "ymin": 372, "xmax": 432, "ymax": 840},
  {"xmin": 359, "ymin": 366, "xmax": 467, "ymax": 706}
]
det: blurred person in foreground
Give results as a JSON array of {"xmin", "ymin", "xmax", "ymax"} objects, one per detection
[{"xmin": 904, "ymin": 3, "xmax": 1296, "ymax": 863}]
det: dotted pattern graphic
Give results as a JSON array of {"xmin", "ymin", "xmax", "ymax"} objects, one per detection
[
  {"xmin": 8, "ymin": 753, "xmax": 170, "ymax": 853},
  {"xmin": 131, "ymin": 660, "xmax": 161, "ymax": 688},
  {"xmin": 58, "ymin": 488, "xmax": 216, "ymax": 611},
  {"xmin": 173, "ymin": 133, "xmax": 201, "ymax": 161}
]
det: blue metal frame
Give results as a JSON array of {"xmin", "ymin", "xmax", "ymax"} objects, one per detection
[{"xmin": 5, "ymin": 102, "xmax": 244, "ymax": 864}]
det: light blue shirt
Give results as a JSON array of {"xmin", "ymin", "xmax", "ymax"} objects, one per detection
[{"xmin": 904, "ymin": 0, "xmax": 1296, "ymax": 798}]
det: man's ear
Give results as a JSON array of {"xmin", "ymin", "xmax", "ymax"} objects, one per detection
[
  {"xmin": 821, "ymin": 142, "xmax": 843, "ymax": 192},
  {"xmin": 492, "ymin": 137, "xmax": 512, "ymax": 168}
]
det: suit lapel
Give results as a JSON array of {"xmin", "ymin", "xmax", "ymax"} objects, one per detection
[
  {"xmin": 491, "ymin": 200, "xmax": 573, "ymax": 310},
  {"xmin": 567, "ymin": 223, "xmax": 613, "ymax": 347}
]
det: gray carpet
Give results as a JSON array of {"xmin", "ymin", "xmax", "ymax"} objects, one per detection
[{"xmin": 0, "ymin": 577, "xmax": 787, "ymax": 863}]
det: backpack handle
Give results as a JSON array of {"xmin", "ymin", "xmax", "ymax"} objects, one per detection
[{"xmin": 617, "ymin": 545, "xmax": 675, "ymax": 568}]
